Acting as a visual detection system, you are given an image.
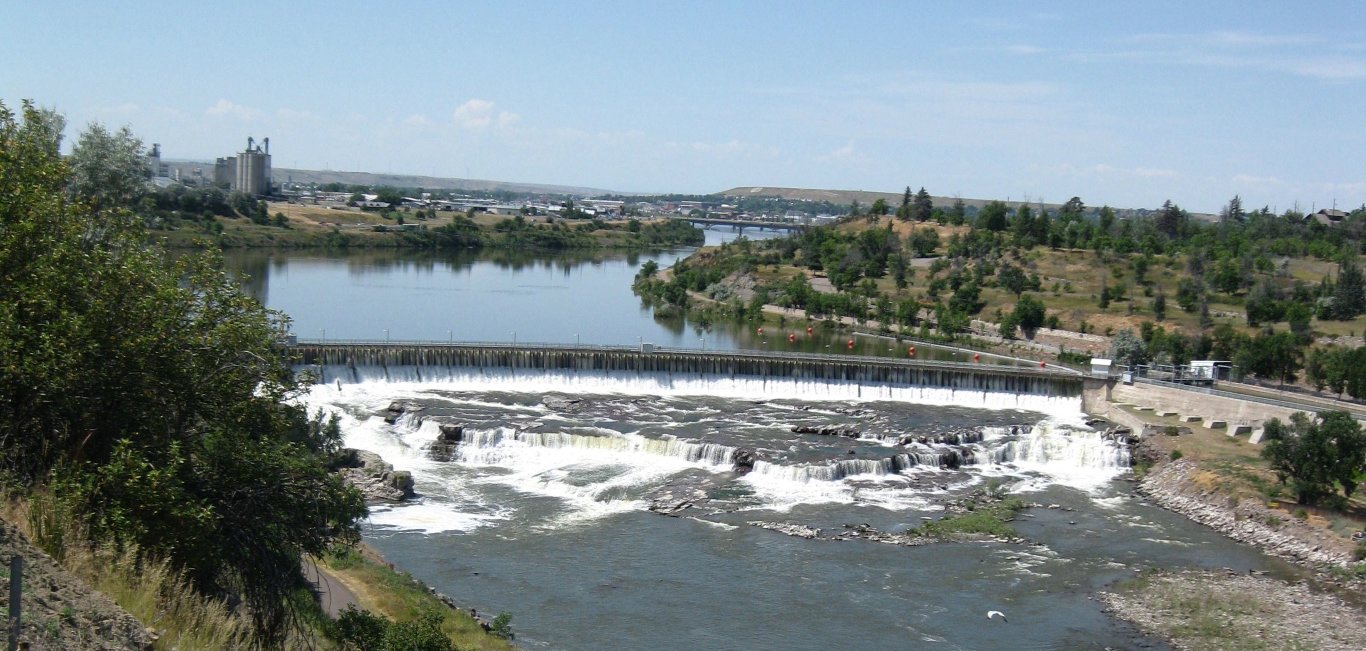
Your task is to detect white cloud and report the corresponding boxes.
[453,99,496,129]
[1132,167,1179,179]
[497,111,520,128]
[818,141,868,164]
[97,102,140,115]
[276,107,316,121]
[1232,173,1282,186]
[1077,31,1366,82]
[663,138,779,159]
[404,113,431,126]
[206,99,261,121]
[1035,163,1179,180]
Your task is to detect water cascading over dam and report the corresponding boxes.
[291,343,1082,410]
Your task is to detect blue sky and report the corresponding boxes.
[3,1,1363,212]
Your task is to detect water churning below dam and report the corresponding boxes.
[299,368,1275,650]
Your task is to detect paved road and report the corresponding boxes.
[303,560,359,618]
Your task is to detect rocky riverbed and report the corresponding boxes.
[1101,569,1366,651]
[1137,458,1357,568]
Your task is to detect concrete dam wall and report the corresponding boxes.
[291,343,1083,399]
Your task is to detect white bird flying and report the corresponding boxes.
[986,611,1007,622]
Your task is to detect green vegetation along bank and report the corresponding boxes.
[1,100,522,649]
[636,192,1366,394]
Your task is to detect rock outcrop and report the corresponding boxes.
[427,423,464,462]
[791,425,860,438]
[732,448,757,474]
[336,449,416,502]
[382,401,424,425]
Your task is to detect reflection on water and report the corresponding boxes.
[221,227,1015,362]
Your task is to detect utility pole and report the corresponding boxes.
[8,555,22,651]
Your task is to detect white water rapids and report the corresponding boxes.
[301,371,1128,532]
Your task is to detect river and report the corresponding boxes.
[227,230,1284,650]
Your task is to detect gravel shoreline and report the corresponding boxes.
[1100,570,1366,651]
[1135,459,1356,568]
[1103,456,1366,649]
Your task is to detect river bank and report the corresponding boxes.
[1098,434,1366,650]
[1100,569,1366,651]
[153,205,704,252]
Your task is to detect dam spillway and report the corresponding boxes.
[290,342,1083,401]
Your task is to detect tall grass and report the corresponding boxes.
[1,490,254,650]
[321,546,519,651]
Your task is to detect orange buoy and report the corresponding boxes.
[1040,360,1047,368]
[757,327,764,335]
[847,339,855,349]
[908,349,916,358]
[973,353,981,362]
[806,326,813,335]
[788,333,796,343]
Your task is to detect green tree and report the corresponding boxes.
[997,264,1028,296]
[912,187,933,222]
[1153,287,1167,321]
[870,198,890,216]
[948,198,966,226]
[977,200,1009,232]
[1328,256,1365,320]
[1219,194,1246,224]
[1155,199,1186,238]
[1261,412,1365,504]
[67,121,148,210]
[1012,294,1046,336]
[910,227,940,257]
[897,186,912,220]
[1108,329,1149,367]
[0,102,365,644]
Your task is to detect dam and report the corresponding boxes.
[290,341,1085,401]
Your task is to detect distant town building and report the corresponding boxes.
[212,137,273,196]
[214,156,236,186]
[146,143,168,178]
[1311,208,1348,226]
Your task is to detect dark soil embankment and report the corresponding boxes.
[0,519,151,650]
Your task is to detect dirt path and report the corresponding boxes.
[304,560,359,618]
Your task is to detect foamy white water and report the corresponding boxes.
[307,366,1083,416]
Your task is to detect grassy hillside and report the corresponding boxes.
[637,206,1366,389]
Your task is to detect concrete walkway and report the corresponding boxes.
[303,560,360,618]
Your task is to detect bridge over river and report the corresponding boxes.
[675,216,808,231]
[290,341,1085,398]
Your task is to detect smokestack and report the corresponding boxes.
[263,137,269,155]
[247,136,254,152]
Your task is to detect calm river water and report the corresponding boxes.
[227,230,1284,650]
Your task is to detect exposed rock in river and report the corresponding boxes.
[337,448,416,502]
[382,400,424,424]
[427,423,464,461]
[791,425,860,438]
[542,395,584,412]
[732,448,757,473]
[748,521,822,539]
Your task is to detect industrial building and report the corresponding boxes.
[214,137,273,196]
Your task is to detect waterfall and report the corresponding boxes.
[451,426,738,468]
[304,365,1082,416]
[988,423,1130,470]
